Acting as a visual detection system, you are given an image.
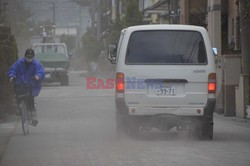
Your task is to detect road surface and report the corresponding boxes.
[1,72,250,166]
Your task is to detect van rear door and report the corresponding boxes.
[123,30,212,108]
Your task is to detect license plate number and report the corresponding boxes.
[156,87,176,96]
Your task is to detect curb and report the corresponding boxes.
[214,113,250,123]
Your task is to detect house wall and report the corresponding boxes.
[223,55,242,116]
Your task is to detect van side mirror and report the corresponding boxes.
[108,44,117,64]
[212,48,218,56]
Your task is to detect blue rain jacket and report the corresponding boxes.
[8,58,45,96]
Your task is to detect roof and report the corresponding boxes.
[126,24,207,33]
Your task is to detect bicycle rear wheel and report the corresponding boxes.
[20,101,29,135]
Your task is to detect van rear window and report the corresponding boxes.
[125,30,207,65]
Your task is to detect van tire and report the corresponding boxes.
[127,116,140,137]
[194,117,213,140]
[201,117,213,140]
[60,74,69,86]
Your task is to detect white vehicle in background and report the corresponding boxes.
[108,25,217,140]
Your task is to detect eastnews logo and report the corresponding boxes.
[86,77,165,90]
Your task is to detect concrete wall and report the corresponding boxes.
[223,55,242,116]
[224,55,241,85]
[236,75,248,118]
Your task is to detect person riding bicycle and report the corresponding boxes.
[8,48,45,125]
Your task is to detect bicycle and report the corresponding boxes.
[15,84,37,136]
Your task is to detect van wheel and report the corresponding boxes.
[201,117,213,140]
[127,117,140,137]
[60,75,69,86]
[194,117,213,140]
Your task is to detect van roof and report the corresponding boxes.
[125,24,207,33]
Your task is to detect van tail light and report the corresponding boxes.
[208,73,216,93]
[116,72,124,93]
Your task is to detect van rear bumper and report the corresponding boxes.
[116,98,216,117]
[128,107,205,116]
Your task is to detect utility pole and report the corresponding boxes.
[96,0,101,41]
[77,6,83,56]
[52,2,56,25]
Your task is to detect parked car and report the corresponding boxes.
[33,43,69,86]
[108,25,217,139]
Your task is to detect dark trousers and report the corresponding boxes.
[14,84,35,111]
[16,96,35,111]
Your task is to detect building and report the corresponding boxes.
[179,0,244,117]
[139,0,161,11]
[109,0,247,118]
[111,0,245,118]
[142,0,171,24]
[141,0,180,24]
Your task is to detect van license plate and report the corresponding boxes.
[156,87,176,96]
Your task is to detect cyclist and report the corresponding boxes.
[8,48,45,126]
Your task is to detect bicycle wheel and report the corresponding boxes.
[20,101,29,135]
[27,108,33,126]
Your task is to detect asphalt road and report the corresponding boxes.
[1,72,250,166]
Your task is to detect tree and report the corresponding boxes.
[106,0,143,44]
[73,0,143,62]
[107,19,125,44]
[124,0,143,27]
[0,0,8,23]
[5,0,34,55]
[0,26,18,116]
[189,8,207,28]
[81,27,103,62]
[60,34,76,53]
[5,0,32,35]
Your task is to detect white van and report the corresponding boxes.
[108,25,217,139]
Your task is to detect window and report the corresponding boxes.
[34,45,66,55]
[125,30,207,65]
